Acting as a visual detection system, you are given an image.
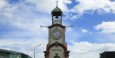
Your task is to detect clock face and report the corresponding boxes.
[51,28,62,40]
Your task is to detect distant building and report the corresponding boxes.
[100,51,115,58]
[0,49,32,58]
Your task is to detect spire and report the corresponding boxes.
[56,0,58,7]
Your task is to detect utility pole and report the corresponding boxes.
[34,44,41,58]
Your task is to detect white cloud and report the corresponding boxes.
[81,29,88,33]
[0,0,72,58]
[69,41,115,58]
[95,21,115,33]
[25,0,71,13]
[1,39,115,58]
[0,0,7,8]
[0,1,51,58]
[0,0,115,58]
[0,39,47,58]
[72,0,115,14]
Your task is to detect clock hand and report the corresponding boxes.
[55,30,59,37]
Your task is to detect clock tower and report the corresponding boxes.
[44,1,70,58]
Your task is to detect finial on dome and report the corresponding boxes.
[56,0,58,7]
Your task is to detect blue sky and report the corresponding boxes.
[0,0,115,58]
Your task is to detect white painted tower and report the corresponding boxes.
[44,1,70,58]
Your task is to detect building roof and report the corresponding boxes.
[102,51,115,54]
[0,49,31,57]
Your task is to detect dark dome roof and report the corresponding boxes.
[52,7,62,12]
[51,7,62,16]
